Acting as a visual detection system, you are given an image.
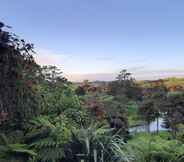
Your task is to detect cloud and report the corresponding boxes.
[33,49,184,82]
[133,69,184,80]
[66,69,184,82]
[127,65,147,72]
[95,56,114,61]
[66,73,117,82]
[34,49,68,66]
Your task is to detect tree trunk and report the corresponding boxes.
[147,122,150,133]
[156,117,159,134]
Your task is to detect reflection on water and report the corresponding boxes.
[129,118,168,133]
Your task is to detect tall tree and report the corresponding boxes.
[163,92,184,138]
[0,22,41,129]
[138,99,158,133]
[108,69,142,101]
[151,85,167,133]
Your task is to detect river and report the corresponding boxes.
[129,118,168,133]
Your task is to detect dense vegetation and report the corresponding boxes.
[1,22,184,162]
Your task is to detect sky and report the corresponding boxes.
[1,0,184,81]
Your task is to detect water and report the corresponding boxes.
[129,118,168,133]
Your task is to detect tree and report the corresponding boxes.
[82,92,105,121]
[75,86,86,96]
[0,22,41,129]
[27,116,70,162]
[150,84,168,133]
[41,65,67,85]
[108,69,142,101]
[69,124,132,162]
[138,99,158,133]
[106,70,141,135]
[163,92,184,138]
[100,94,129,137]
[116,69,132,81]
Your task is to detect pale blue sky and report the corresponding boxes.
[1,0,184,81]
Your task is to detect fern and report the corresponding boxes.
[29,116,71,162]
[0,134,36,162]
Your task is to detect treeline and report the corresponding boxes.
[139,78,184,91]
[76,71,184,137]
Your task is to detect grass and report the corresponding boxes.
[127,131,184,162]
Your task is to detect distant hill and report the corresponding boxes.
[138,77,184,91]
[74,77,184,92]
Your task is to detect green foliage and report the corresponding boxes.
[163,92,184,137]
[41,83,90,127]
[70,124,132,162]
[0,134,36,162]
[176,124,184,143]
[110,137,134,162]
[108,69,142,101]
[127,101,143,127]
[128,132,184,162]
[0,22,41,129]
[139,99,157,122]
[28,116,71,162]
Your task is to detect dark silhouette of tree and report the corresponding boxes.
[151,85,168,133]
[116,69,132,81]
[75,86,86,96]
[138,99,158,133]
[107,112,129,137]
[108,69,142,101]
[41,65,67,83]
[39,65,68,90]
[0,22,41,129]
[141,81,168,133]
[163,92,184,138]
[102,95,129,136]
